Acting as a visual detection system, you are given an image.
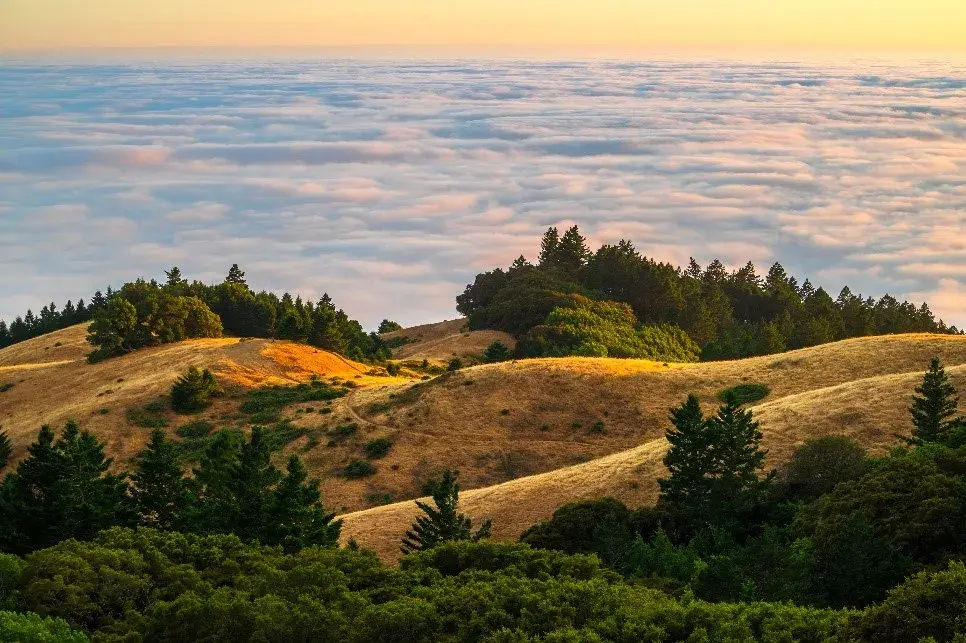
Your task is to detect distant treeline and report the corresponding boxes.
[0,265,392,363]
[458,226,960,360]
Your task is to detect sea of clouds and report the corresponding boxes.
[1,57,965,328]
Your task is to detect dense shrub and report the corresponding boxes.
[717,383,770,405]
[364,438,394,459]
[517,295,699,361]
[170,366,219,413]
[344,459,377,478]
[781,435,867,502]
[483,340,512,363]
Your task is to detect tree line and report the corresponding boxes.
[458,226,960,361]
[0,264,393,363]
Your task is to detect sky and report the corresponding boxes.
[2,0,965,53]
[1,57,966,330]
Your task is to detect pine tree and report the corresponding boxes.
[170,366,219,413]
[908,358,961,445]
[0,422,133,555]
[537,227,560,267]
[482,340,511,363]
[0,430,11,469]
[657,395,771,533]
[225,264,247,286]
[265,455,341,551]
[556,225,590,271]
[131,429,188,530]
[164,266,188,295]
[0,322,9,348]
[186,429,244,535]
[658,395,711,515]
[401,470,491,554]
[233,427,280,543]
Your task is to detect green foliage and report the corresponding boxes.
[446,357,463,371]
[782,435,867,502]
[908,357,963,445]
[518,294,700,361]
[846,560,966,642]
[170,366,219,414]
[175,420,214,439]
[0,422,134,555]
[520,498,637,570]
[458,226,958,360]
[658,395,773,534]
[240,380,346,424]
[0,384,13,394]
[717,383,770,406]
[482,340,512,363]
[386,361,402,376]
[327,423,359,446]
[0,611,88,642]
[343,459,377,479]
[378,319,403,334]
[0,553,22,611]
[364,437,393,459]
[0,431,10,469]
[11,532,851,642]
[402,470,492,554]
[130,429,189,531]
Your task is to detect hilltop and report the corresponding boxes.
[381,318,515,364]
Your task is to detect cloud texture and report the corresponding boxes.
[1,57,965,328]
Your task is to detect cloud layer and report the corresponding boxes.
[2,57,965,328]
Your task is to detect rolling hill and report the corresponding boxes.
[3,322,966,562]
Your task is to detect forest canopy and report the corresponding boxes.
[458,226,959,361]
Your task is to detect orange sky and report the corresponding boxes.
[2,0,965,52]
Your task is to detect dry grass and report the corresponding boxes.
[6,324,966,563]
[338,333,966,561]
[0,325,407,475]
[381,319,515,362]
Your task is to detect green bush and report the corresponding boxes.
[0,384,13,393]
[240,381,346,423]
[482,341,512,363]
[170,366,219,414]
[126,406,169,429]
[175,420,214,439]
[718,383,770,405]
[364,438,393,459]
[447,357,463,371]
[782,435,867,502]
[344,459,377,478]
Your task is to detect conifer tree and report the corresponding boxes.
[482,340,511,363]
[657,395,771,533]
[538,227,560,267]
[0,422,133,555]
[225,264,247,286]
[171,366,219,413]
[0,430,11,469]
[233,427,280,543]
[0,321,9,348]
[401,470,491,554]
[265,455,341,551]
[908,358,961,445]
[556,225,590,271]
[131,429,188,530]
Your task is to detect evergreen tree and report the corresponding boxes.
[377,319,403,334]
[225,264,247,286]
[401,470,491,554]
[482,340,511,363]
[265,455,341,551]
[658,395,771,533]
[556,225,590,271]
[537,227,560,267]
[131,429,188,530]
[233,427,280,543]
[0,422,133,555]
[164,266,188,295]
[0,322,9,348]
[170,366,219,413]
[186,429,244,535]
[908,358,961,445]
[0,430,10,469]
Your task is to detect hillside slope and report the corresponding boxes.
[339,333,966,560]
[382,319,515,363]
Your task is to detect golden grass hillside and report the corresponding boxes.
[382,319,515,363]
[339,333,966,561]
[0,325,409,484]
